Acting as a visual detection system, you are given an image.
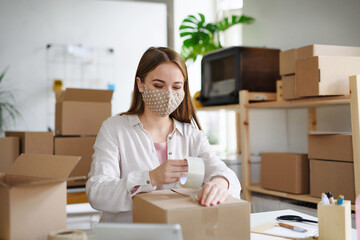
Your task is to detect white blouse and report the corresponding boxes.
[86,114,241,222]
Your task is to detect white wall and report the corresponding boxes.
[0,0,167,132]
[241,0,359,154]
[173,0,216,96]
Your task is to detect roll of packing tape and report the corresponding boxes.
[179,157,205,188]
[47,229,87,240]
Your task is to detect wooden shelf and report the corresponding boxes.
[196,92,276,112]
[247,184,356,211]
[67,191,88,204]
[246,95,350,109]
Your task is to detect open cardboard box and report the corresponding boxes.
[55,88,113,136]
[0,154,80,240]
[133,189,250,240]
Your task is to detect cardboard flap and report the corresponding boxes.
[7,154,81,179]
[58,88,113,102]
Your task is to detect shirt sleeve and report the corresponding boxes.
[86,120,155,213]
[196,130,242,199]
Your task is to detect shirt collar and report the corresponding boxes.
[126,114,184,136]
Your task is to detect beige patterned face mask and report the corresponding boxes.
[141,84,185,117]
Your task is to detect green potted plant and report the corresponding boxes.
[0,68,19,136]
[179,13,255,63]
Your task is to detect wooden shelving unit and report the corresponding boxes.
[239,76,360,211]
[196,76,360,211]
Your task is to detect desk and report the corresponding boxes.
[251,209,357,240]
[84,209,358,240]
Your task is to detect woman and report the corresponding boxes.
[86,47,241,223]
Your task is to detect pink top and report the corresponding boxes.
[154,142,168,165]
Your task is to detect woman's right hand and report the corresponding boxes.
[149,159,188,186]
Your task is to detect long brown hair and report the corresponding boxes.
[121,47,201,129]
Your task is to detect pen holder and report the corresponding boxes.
[317,200,352,240]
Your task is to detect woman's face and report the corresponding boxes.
[137,62,185,93]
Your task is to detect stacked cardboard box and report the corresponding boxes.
[308,133,355,202]
[279,44,360,99]
[260,153,309,194]
[54,88,113,187]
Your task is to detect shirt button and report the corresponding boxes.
[168,136,172,140]
[146,180,150,184]
[169,152,172,155]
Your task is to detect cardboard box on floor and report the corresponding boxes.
[282,75,297,100]
[308,132,353,162]
[55,88,113,136]
[310,159,355,203]
[261,153,309,194]
[0,137,19,172]
[0,154,80,240]
[296,56,360,97]
[5,131,53,155]
[280,44,360,75]
[54,136,96,187]
[133,189,250,240]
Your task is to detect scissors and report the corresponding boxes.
[276,215,318,223]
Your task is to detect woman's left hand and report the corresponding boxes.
[198,177,229,207]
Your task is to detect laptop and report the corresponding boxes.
[94,223,183,240]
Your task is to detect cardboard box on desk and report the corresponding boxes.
[310,159,355,203]
[308,133,353,162]
[0,137,19,172]
[133,189,250,240]
[296,56,360,97]
[0,154,80,240]
[261,153,309,194]
[54,136,96,187]
[5,131,53,155]
[55,88,113,136]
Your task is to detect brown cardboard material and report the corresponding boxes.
[5,131,53,154]
[296,56,360,97]
[296,44,360,60]
[261,153,309,194]
[55,88,113,136]
[133,189,250,240]
[310,159,355,203]
[282,75,297,100]
[280,45,360,76]
[0,137,19,172]
[279,49,296,75]
[54,136,96,186]
[308,133,353,162]
[0,154,80,240]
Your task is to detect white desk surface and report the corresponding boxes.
[84,209,358,240]
[251,209,357,240]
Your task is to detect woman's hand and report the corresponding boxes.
[198,177,229,207]
[149,159,188,186]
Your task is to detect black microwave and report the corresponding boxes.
[199,46,280,106]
